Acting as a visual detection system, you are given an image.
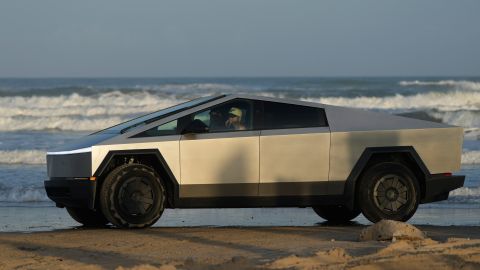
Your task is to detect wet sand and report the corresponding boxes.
[0,225,479,269]
[2,205,480,232]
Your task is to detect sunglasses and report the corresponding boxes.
[229,114,238,118]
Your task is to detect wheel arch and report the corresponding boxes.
[93,149,179,208]
[343,146,430,210]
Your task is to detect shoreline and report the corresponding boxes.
[1,206,479,233]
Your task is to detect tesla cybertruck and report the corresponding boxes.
[45,94,465,228]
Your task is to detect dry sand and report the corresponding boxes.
[0,224,479,269]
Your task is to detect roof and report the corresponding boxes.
[224,94,454,132]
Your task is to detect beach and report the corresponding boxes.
[1,0,480,267]
[0,77,479,268]
[0,224,479,269]
[1,207,480,269]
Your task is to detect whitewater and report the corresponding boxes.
[0,90,479,132]
[0,79,479,132]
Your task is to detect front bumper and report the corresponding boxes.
[44,179,97,209]
[421,174,465,203]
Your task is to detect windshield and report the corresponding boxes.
[96,95,224,134]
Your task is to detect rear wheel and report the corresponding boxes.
[358,162,420,223]
[313,205,361,223]
[100,163,166,228]
[66,207,109,227]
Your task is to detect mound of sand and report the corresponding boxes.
[359,220,426,242]
[267,247,351,269]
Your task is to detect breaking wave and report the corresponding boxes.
[461,151,480,165]
[0,150,46,164]
[0,83,479,131]
[0,91,186,131]
[0,91,184,117]
[302,91,480,133]
[427,110,480,128]
[399,80,480,91]
[0,115,129,132]
[448,186,480,204]
[450,186,480,197]
[303,90,480,111]
[0,185,48,202]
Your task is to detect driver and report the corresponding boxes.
[225,107,246,130]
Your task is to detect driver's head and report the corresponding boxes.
[228,107,242,123]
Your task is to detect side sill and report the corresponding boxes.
[173,195,346,208]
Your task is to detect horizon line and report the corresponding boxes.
[1,75,479,80]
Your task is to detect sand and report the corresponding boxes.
[0,224,479,269]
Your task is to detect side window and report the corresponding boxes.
[193,110,211,127]
[262,101,327,129]
[131,120,178,137]
[184,99,254,133]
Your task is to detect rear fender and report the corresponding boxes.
[343,146,429,210]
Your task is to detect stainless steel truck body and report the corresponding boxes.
[45,95,465,228]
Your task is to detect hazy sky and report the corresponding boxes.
[0,1,479,77]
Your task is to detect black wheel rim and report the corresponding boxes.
[373,174,409,213]
[118,177,155,217]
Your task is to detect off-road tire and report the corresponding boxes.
[358,162,420,223]
[99,163,166,228]
[66,207,109,227]
[313,205,361,223]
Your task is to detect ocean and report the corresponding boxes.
[0,77,479,231]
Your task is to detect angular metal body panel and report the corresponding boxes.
[92,137,181,180]
[179,131,260,186]
[329,127,463,182]
[324,105,451,132]
[259,127,330,184]
[47,133,117,153]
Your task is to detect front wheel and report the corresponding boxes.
[313,205,361,223]
[358,162,420,223]
[99,164,166,228]
[66,207,109,227]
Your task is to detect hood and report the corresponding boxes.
[47,133,118,154]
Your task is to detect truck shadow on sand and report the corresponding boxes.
[0,237,153,268]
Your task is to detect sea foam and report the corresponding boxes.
[461,150,480,164]
[399,80,480,91]
[0,150,46,164]
[0,91,185,131]
[0,91,183,117]
[0,87,479,131]
[302,90,480,111]
[448,186,480,203]
[0,186,48,202]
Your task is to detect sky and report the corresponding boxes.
[0,0,479,77]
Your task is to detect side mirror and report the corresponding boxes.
[181,119,208,134]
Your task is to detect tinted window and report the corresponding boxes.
[262,101,327,129]
[183,99,255,133]
[95,95,223,134]
[131,120,178,138]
